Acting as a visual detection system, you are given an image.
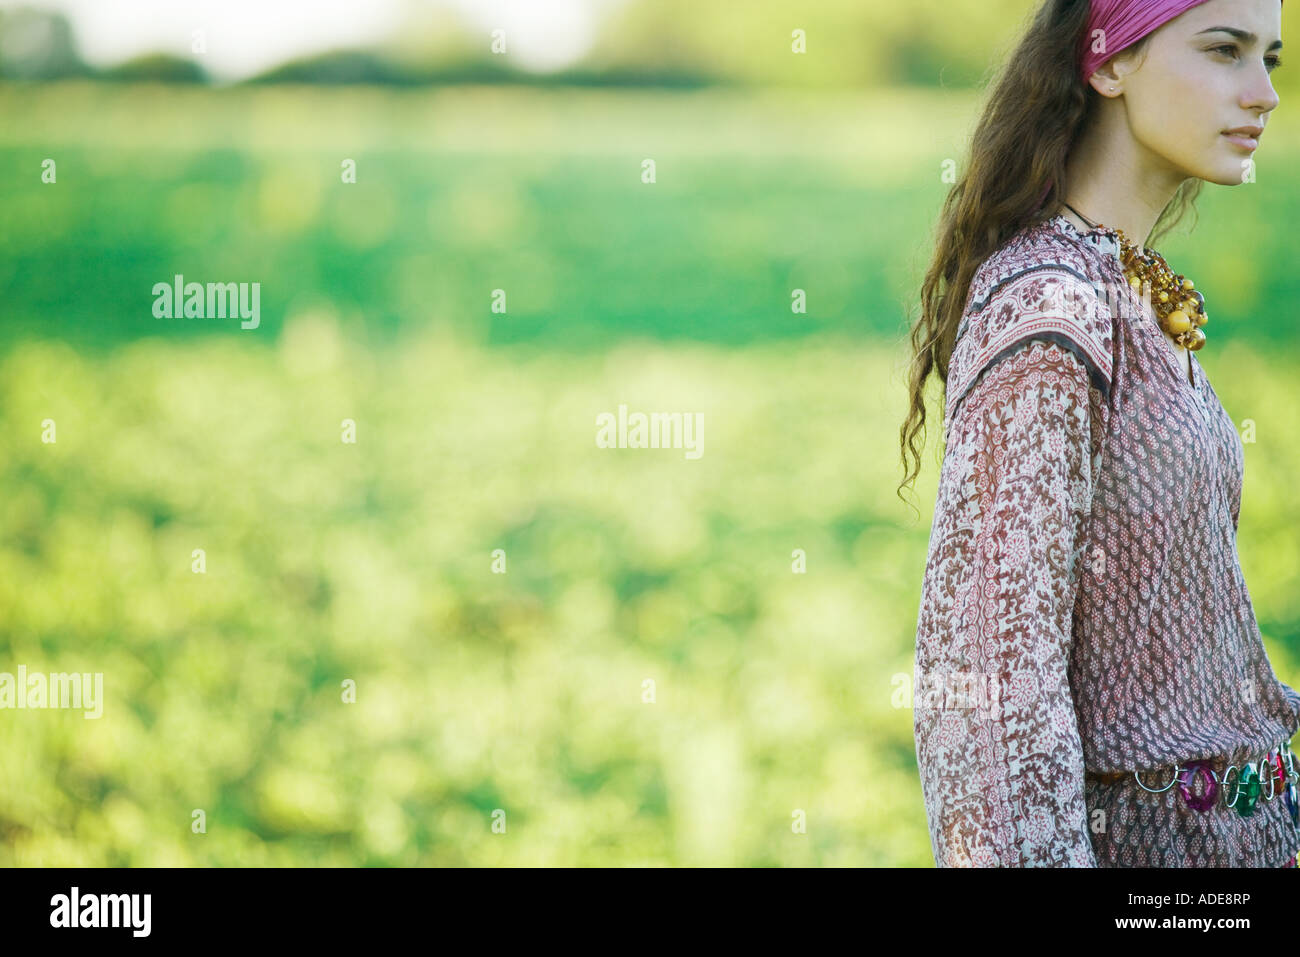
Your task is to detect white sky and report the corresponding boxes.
[2,0,628,79]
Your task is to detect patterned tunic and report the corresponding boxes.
[912,211,1300,867]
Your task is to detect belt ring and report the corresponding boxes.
[1222,765,1241,809]
[1261,757,1277,801]
[1135,766,1181,793]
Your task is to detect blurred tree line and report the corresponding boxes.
[1,0,1296,91]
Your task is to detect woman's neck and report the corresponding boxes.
[1060,107,1183,250]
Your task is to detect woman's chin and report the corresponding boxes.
[1200,163,1256,187]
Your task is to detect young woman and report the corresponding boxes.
[898,0,1300,866]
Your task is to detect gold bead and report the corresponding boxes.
[1158,291,1170,303]
[1186,327,1207,350]
[1129,276,1142,290]
[1195,312,1208,326]
[1180,300,1198,314]
[1166,310,1192,334]
[1181,278,1195,291]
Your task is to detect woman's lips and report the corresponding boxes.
[1223,133,1259,150]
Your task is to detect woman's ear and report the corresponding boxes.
[1086,65,1122,97]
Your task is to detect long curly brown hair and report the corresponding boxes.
[896,0,1201,515]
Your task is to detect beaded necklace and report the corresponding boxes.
[1062,202,1209,352]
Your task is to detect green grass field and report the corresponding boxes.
[2,82,1299,865]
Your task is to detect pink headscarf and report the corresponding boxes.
[1079,0,1282,84]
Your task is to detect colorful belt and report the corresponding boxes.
[1084,739,1300,822]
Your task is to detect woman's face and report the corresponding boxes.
[1104,0,1282,186]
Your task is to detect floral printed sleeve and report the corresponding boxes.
[913,332,1110,868]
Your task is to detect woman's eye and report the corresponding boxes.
[1211,44,1283,71]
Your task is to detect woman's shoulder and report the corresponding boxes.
[963,215,1110,321]
[947,217,1118,428]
